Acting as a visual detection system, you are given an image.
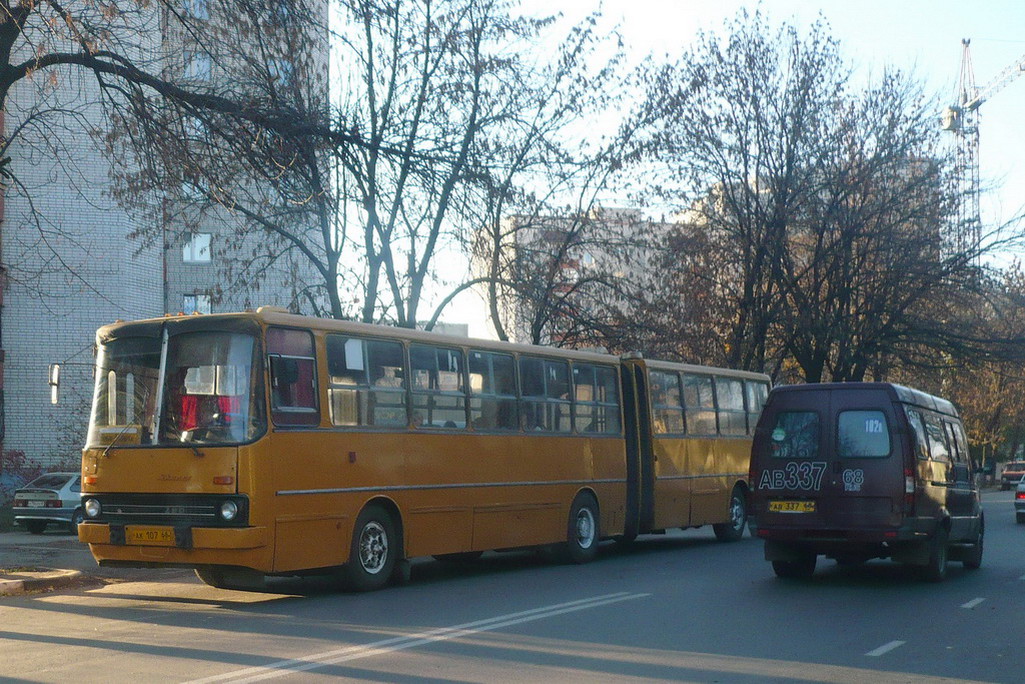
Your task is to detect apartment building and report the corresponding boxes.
[0,1,325,465]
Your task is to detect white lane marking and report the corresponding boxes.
[188,591,651,684]
[866,640,906,657]
[961,597,986,609]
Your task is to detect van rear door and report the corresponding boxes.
[828,389,905,529]
[753,389,830,527]
[754,387,903,531]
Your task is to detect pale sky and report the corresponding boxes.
[611,0,1025,227]
[448,1,1025,335]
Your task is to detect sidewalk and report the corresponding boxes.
[0,527,189,595]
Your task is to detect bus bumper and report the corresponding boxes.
[79,522,268,552]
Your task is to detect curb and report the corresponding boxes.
[0,568,83,596]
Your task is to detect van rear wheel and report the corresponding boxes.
[962,522,983,570]
[772,554,816,579]
[713,487,747,542]
[920,526,949,582]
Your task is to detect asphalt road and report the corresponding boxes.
[0,490,1022,683]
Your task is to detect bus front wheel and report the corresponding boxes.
[343,505,399,592]
[561,493,600,564]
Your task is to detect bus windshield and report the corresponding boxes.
[87,330,263,448]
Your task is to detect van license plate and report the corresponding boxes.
[768,500,816,513]
[126,526,176,546]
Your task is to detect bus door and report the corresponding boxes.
[620,358,655,537]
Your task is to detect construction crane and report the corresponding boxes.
[941,39,1025,260]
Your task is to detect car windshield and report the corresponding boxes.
[87,329,263,447]
[25,474,72,489]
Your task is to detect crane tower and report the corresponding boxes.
[941,39,1025,261]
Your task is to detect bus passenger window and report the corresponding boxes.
[326,336,406,427]
[649,370,684,434]
[520,357,571,432]
[267,327,319,426]
[574,364,621,434]
[715,377,747,436]
[682,374,717,435]
[469,350,518,430]
[745,380,770,435]
[411,344,467,428]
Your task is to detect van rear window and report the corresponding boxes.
[769,411,819,459]
[838,410,891,458]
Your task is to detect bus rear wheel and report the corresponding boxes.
[343,505,399,592]
[561,492,600,564]
[713,486,747,542]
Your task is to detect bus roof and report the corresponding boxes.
[97,307,770,380]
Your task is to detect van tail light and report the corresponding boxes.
[903,467,916,514]
[1016,491,1025,500]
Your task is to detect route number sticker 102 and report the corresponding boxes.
[757,461,828,491]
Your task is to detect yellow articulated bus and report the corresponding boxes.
[78,307,770,591]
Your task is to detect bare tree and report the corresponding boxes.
[630,10,1016,381]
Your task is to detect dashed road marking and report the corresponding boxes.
[961,597,986,609]
[866,640,906,657]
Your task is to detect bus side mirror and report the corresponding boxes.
[48,363,61,405]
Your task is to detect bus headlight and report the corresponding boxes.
[84,498,101,518]
[219,500,238,521]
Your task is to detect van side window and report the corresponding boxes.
[837,410,890,458]
[904,408,930,460]
[952,422,971,465]
[923,413,950,463]
[943,422,960,463]
[769,411,819,459]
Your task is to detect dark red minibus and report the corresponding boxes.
[749,383,983,582]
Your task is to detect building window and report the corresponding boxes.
[184,51,212,81]
[184,0,209,20]
[183,293,212,314]
[268,58,293,88]
[183,233,212,263]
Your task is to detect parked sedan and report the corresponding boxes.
[1016,475,1025,525]
[1001,461,1025,490]
[12,472,82,534]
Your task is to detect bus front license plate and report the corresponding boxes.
[126,526,176,546]
[768,500,815,513]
